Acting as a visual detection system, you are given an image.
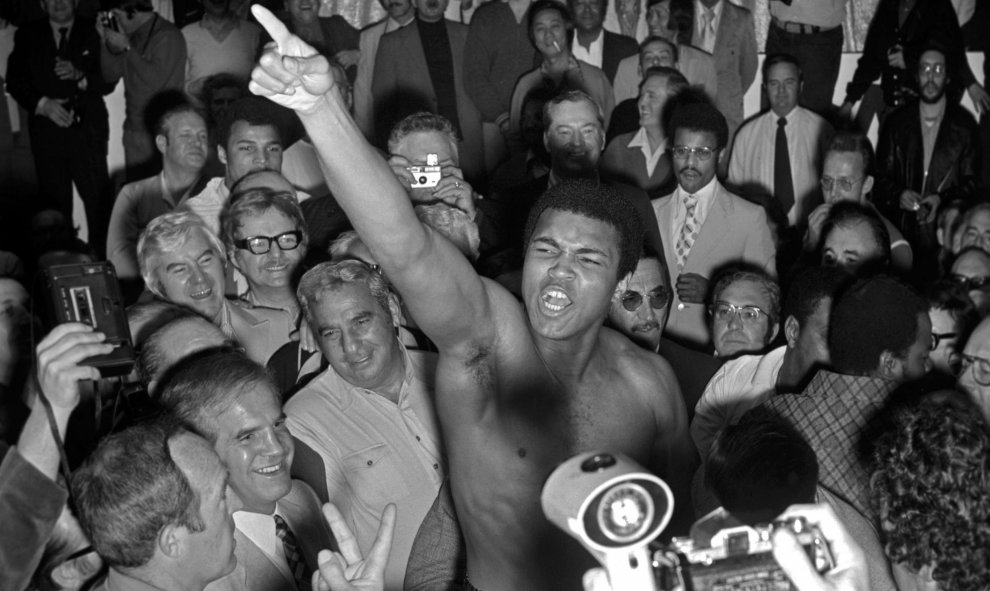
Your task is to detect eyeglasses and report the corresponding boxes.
[234,230,303,255]
[961,353,990,386]
[949,274,990,292]
[930,331,958,351]
[820,176,865,193]
[708,301,769,324]
[619,287,670,312]
[919,63,946,76]
[671,146,717,161]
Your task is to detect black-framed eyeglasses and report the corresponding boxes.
[930,331,958,351]
[234,230,303,255]
[619,287,670,312]
[819,176,865,193]
[961,353,990,386]
[949,273,990,292]
[708,301,769,324]
[670,146,717,161]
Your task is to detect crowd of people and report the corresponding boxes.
[2,0,990,590]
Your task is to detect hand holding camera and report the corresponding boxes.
[35,323,114,411]
[388,154,478,219]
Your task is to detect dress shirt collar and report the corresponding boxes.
[677,174,718,203]
[627,127,667,176]
[233,505,282,560]
[572,29,604,67]
[50,21,74,38]
[695,0,722,32]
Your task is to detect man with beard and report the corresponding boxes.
[248,9,695,589]
[875,43,981,269]
[654,100,775,350]
[480,90,663,287]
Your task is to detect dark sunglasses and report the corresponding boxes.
[619,287,670,312]
[950,273,990,291]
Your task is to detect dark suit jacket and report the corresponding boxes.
[600,30,640,84]
[875,101,982,253]
[6,17,109,141]
[686,1,757,135]
[372,19,484,183]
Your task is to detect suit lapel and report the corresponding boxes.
[684,184,730,269]
[654,195,678,275]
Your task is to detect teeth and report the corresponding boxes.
[541,288,571,312]
[257,463,282,475]
[190,288,212,299]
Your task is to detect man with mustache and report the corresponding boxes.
[107,103,209,282]
[874,42,981,275]
[653,100,775,350]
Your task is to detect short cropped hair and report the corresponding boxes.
[138,314,229,387]
[216,96,282,152]
[127,300,193,349]
[154,102,205,139]
[73,416,204,569]
[825,131,875,177]
[668,100,729,149]
[711,267,781,330]
[781,266,852,327]
[527,0,573,48]
[927,280,980,350]
[523,180,644,281]
[543,90,605,131]
[138,212,226,298]
[297,260,393,324]
[640,36,678,63]
[871,394,990,591]
[829,276,928,375]
[761,53,803,84]
[158,349,277,442]
[638,66,688,95]
[820,201,891,274]
[220,188,309,256]
[706,419,818,525]
[386,112,460,157]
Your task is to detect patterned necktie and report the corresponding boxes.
[701,7,716,52]
[774,116,795,215]
[274,514,310,589]
[675,194,699,270]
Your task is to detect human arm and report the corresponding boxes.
[312,503,395,591]
[771,504,870,591]
[804,204,831,251]
[842,2,893,106]
[250,6,496,355]
[689,367,728,462]
[105,185,141,280]
[675,273,708,305]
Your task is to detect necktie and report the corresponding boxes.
[774,117,795,216]
[57,27,69,57]
[676,195,699,270]
[274,514,310,590]
[701,8,715,52]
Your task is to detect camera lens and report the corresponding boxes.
[417,176,427,185]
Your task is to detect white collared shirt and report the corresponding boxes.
[233,507,294,586]
[49,20,73,48]
[694,0,723,53]
[572,29,604,69]
[671,175,718,241]
[627,127,666,178]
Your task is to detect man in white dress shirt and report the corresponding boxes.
[728,54,832,227]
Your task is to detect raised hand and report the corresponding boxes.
[312,502,395,591]
[35,322,113,410]
[249,4,334,115]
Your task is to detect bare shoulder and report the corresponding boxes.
[599,328,679,402]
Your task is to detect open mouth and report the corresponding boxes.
[265,263,289,273]
[190,287,213,300]
[255,461,284,476]
[541,287,572,313]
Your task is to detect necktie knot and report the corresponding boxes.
[777,116,787,128]
[57,27,69,54]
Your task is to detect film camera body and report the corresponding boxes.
[409,153,443,189]
[542,452,834,591]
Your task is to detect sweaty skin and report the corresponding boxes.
[248,8,694,590]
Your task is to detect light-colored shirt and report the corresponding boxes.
[183,176,229,235]
[695,0,724,53]
[769,0,845,29]
[181,19,260,97]
[285,346,445,591]
[671,175,718,242]
[728,106,832,226]
[627,127,666,178]
[232,508,293,586]
[572,29,604,69]
[691,345,786,461]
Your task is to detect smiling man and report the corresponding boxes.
[158,349,334,591]
[286,260,444,591]
[248,9,692,589]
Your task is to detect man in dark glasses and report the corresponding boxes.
[948,246,990,316]
[606,254,670,351]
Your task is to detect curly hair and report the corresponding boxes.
[870,394,990,591]
[523,179,645,281]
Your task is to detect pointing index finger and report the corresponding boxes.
[252,4,292,50]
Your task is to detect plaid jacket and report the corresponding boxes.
[742,370,898,521]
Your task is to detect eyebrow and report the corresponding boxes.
[532,237,610,258]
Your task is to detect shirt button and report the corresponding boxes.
[415,435,421,441]
[433,463,439,470]
[367,460,373,466]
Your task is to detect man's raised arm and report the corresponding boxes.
[249,5,491,352]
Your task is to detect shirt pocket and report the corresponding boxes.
[342,443,411,511]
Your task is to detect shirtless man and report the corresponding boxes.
[249,8,694,590]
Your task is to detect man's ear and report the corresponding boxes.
[227,249,242,274]
[386,292,405,327]
[155,134,168,155]
[861,174,874,196]
[784,315,800,348]
[157,523,183,561]
[878,350,900,380]
[767,319,780,345]
[217,145,228,166]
